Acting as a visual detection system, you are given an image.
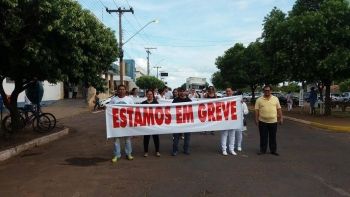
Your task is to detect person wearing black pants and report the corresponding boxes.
[142,89,161,157]
[258,121,277,154]
[255,85,283,156]
[143,135,160,157]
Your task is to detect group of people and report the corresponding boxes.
[109,84,283,163]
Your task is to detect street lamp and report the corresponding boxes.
[119,19,158,86]
[123,19,159,46]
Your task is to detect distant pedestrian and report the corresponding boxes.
[188,88,199,99]
[130,88,139,98]
[110,85,134,163]
[164,86,173,99]
[286,91,293,111]
[141,89,161,157]
[309,87,317,115]
[93,92,101,111]
[172,87,192,156]
[73,85,78,99]
[255,85,283,156]
[156,87,166,100]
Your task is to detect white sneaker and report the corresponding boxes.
[222,151,228,156]
[237,147,242,151]
[229,150,237,155]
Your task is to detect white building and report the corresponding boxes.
[186,77,207,90]
[135,66,147,79]
[2,79,64,105]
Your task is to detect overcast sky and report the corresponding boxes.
[78,0,295,89]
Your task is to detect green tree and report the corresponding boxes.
[211,71,229,90]
[263,0,350,115]
[339,79,350,92]
[280,82,301,93]
[0,0,118,130]
[136,76,165,90]
[216,41,283,100]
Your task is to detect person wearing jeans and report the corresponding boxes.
[110,85,135,163]
[172,87,192,156]
[255,85,283,156]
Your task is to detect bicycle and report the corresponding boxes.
[2,104,56,133]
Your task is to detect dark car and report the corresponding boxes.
[271,92,287,106]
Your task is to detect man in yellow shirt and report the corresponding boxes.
[255,85,283,156]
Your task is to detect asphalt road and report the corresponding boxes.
[0,111,349,197]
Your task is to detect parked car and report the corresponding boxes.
[330,93,341,101]
[243,92,262,102]
[271,92,287,106]
[340,92,350,102]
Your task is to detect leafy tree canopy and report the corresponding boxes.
[0,0,118,127]
[136,76,165,90]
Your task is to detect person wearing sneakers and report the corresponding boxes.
[141,89,161,157]
[235,97,249,152]
[220,87,237,156]
[255,85,283,156]
[110,85,135,163]
[172,87,192,156]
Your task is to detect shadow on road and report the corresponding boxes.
[63,157,109,167]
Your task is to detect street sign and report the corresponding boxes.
[160,72,168,77]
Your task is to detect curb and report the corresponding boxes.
[0,128,69,162]
[284,116,350,133]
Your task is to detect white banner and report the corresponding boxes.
[106,96,243,138]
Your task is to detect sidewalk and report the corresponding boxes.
[0,99,90,159]
[41,98,90,120]
[283,107,350,132]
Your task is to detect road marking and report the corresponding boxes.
[312,175,350,197]
[92,110,103,114]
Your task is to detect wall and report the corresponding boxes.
[2,80,64,103]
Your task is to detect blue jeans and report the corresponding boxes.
[173,133,191,153]
[114,137,132,157]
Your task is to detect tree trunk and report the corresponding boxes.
[0,79,25,133]
[324,81,331,116]
[317,82,324,101]
[250,84,256,104]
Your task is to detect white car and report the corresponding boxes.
[330,93,341,101]
[99,96,114,107]
[340,92,350,102]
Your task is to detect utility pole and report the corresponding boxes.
[106,7,134,86]
[145,47,156,76]
[153,66,162,79]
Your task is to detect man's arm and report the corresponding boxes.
[255,109,259,125]
[277,108,283,124]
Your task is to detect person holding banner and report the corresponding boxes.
[172,87,192,156]
[203,86,217,135]
[111,85,135,163]
[141,89,161,157]
[172,88,178,99]
[255,85,283,156]
[220,87,237,156]
[235,97,249,152]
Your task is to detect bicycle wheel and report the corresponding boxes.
[32,114,51,133]
[2,115,25,132]
[41,113,56,130]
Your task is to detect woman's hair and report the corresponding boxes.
[146,89,155,98]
